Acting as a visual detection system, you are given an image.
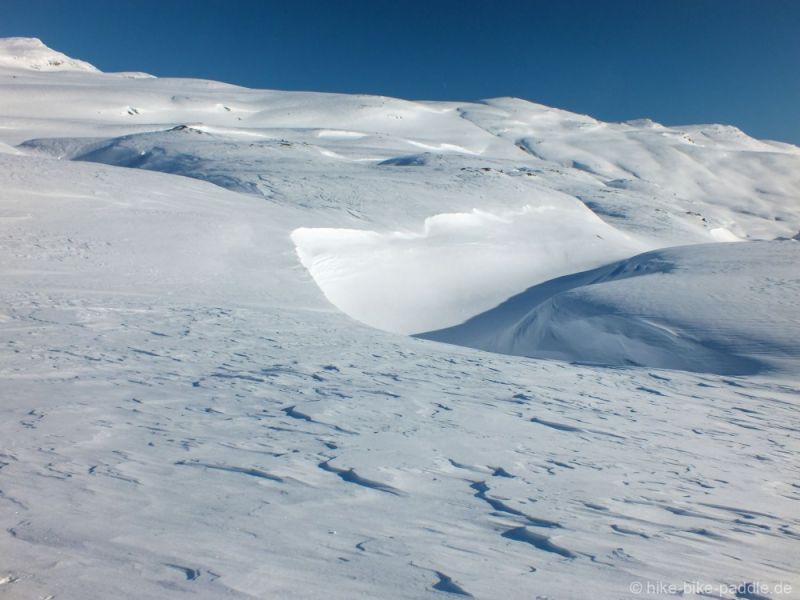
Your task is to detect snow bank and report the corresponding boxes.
[421,241,800,374]
[292,203,646,333]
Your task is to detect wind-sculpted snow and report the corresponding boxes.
[1,39,799,600]
[15,111,800,338]
[291,204,645,333]
[2,277,799,599]
[420,242,800,375]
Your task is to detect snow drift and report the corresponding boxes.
[291,203,647,334]
[421,241,800,374]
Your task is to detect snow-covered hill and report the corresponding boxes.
[0,37,99,73]
[7,55,799,334]
[0,39,798,600]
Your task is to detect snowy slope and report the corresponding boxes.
[3,37,800,335]
[0,37,99,73]
[1,39,799,600]
[10,92,800,332]
[421,241,800,374]
[2,152,799,600]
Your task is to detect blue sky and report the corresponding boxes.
[1,0,798,144]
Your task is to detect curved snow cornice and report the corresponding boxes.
[0,37,100,72]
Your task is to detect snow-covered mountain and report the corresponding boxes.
[0,39,798,600]
[0,37,99,73]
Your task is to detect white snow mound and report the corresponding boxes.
[421,241,800,374]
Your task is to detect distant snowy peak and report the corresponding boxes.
[0,37,100,72]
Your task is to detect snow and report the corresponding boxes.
[0,37,99,73]
[421,241,800,375]
[0,39,799,600]
[292,203,646,333]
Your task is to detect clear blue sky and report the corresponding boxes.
[2,0,798,144]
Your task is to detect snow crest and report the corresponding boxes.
[0,37,100,72]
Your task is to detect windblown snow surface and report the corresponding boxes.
[1,40,799,600]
